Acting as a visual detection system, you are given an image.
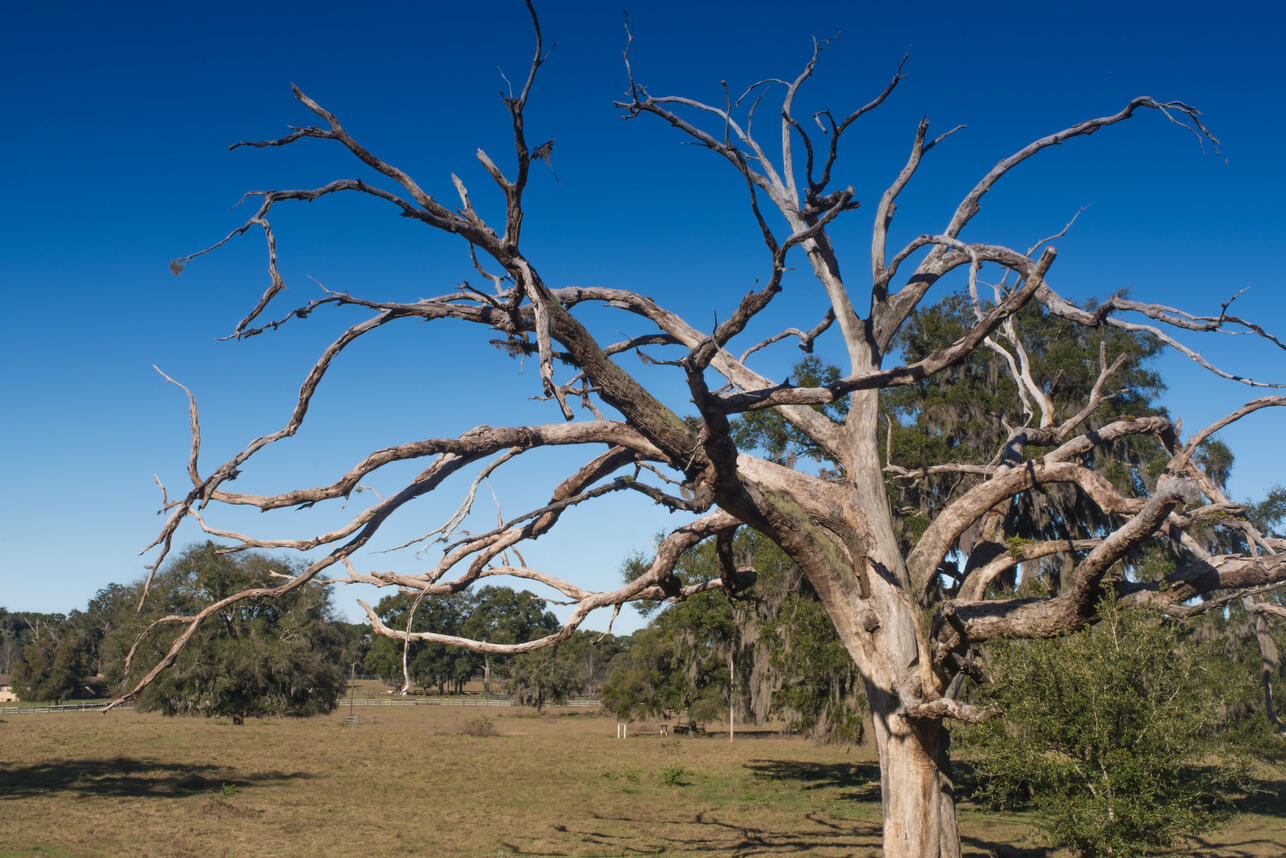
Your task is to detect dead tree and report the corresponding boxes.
[115,5,1286,855]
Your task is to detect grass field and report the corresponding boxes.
[1,704,1283,857]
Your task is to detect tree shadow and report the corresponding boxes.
[493,761,888,855]
[1229,775,1286,817]
[0,756,310,799]
[959,837,1050,857]
[499,809,883,856]
[743,759,883,803]
[492,761,1283,857]
[1179,832,1286,856]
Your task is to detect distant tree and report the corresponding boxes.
[0,625,19,676]
[364,591,479,693]
[506,630,617,712]
[761,583,867,744]
[605,529,864,740]
[565,629,630,695]
[2,611,68,637]
[462,586,560,693]
[602,620,728,728]
[77,583,137,677]
[11,624,89,703]
[604,550,736,730]
[962,595,1241,856]
[336,622,372,676]
[1247,486,1286,539]
[362,624,405,688]
[1189,601,1286,750]
[365,587,562,694]
[111,543,346,723]
[0,608,32,675]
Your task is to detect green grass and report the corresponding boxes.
[0,707,1281,857]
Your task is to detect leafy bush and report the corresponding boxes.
[660,765,691,786]
[960,595,1243,856]
[109,543,347,721]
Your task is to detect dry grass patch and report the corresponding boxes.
[0,708,1281,857]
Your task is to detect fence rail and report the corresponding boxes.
[0,702,133,715]
[345,696,600,708]
[0,697,600,715]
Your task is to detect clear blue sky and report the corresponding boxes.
[3,0,1283,631]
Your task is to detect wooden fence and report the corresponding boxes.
[0,697,599,714]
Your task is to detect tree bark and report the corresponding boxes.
[818,546,962,858]
[735,397,963,856]
[871,702,960,856]
[851,391,962,856]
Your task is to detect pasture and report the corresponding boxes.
[1,704,1283,857]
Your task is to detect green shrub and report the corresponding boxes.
[960,595,1243,856]
[660,765,691,786]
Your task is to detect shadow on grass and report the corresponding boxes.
[0,757,310,799]
[492,761,1283,857]
[1229,776,1286,817]
[502,809,883,855]
[959,838,1049,858]
[490,760,889,855]
[745,760,1051,856]
[743,759,882,802]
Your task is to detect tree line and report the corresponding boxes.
[4,544,630,717]
[361,586,629,709]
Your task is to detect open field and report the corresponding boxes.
[1,705,1283,858]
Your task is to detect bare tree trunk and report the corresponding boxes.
[1248,603,1286,735]
[852,391,961,856]
[729,644,735,742]
[743,419,964,854]
[869,693,961,857]
[813,563,961,857]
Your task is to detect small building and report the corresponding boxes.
[0,674,17,703]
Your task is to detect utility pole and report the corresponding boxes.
[349,661,357,720]
[728,645,734,743]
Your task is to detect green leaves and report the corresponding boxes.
[11,626,88,703]
[730,356,848,469]
[882,292,1171,586]
[362,585,575,697]
[604,529,865,742]
[962,595,1243,856]
[111,542,347,721]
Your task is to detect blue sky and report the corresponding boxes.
[2,0,1283,631]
